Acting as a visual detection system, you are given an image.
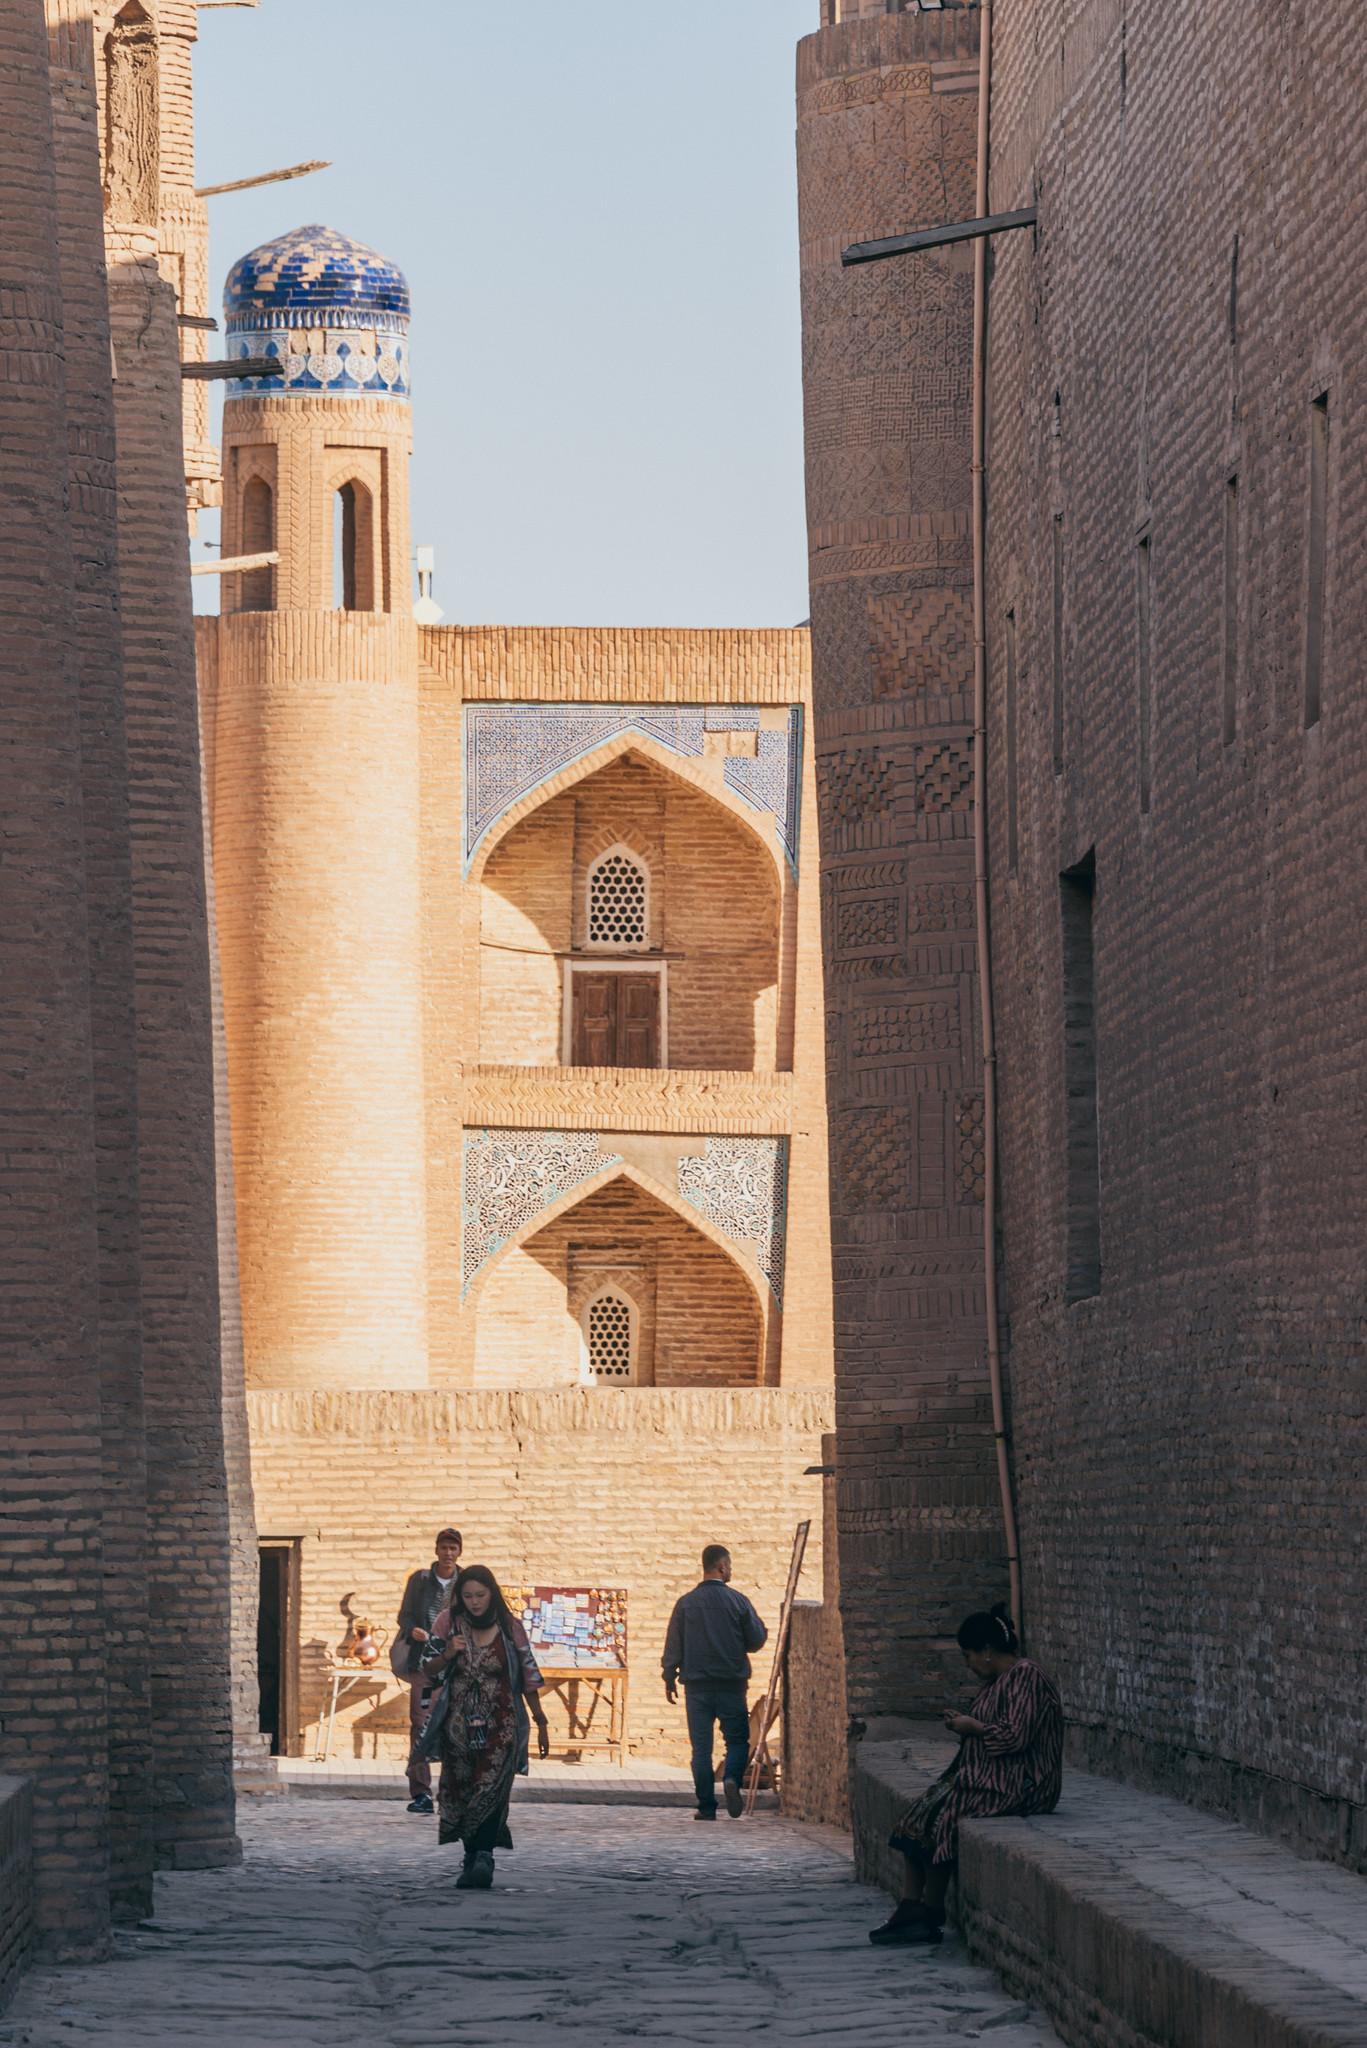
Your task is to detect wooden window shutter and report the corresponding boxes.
[572,973,616,1066]
[618,974,660,1068]
[570,971,661,1068]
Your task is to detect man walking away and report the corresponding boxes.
[662,1545,767,1820]
[396,1528,462,1813]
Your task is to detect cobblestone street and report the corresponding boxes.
[1,1799,1057,2046]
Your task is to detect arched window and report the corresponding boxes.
[104,3,159,223]
[332,481,375,612]
[586,845,649,950]
[237,477,275,612]
[583,1289,637,1384]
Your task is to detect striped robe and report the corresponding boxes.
[895,1656,1063,1867]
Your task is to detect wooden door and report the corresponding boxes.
[571,971,661,1068]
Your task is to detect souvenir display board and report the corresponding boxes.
[508,1585,628,1669]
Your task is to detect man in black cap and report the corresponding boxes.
[395,1528,461,1813]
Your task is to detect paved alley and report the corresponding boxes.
[1,1799,1058,2046]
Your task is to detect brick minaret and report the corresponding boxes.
[797,7,1008,1717]
[208,227,429,1389]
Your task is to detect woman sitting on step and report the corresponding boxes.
[417,1565,551,1889]
[869,1605,1063,1948]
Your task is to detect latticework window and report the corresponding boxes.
[585,1291,635,1383]
[587,847,648,950]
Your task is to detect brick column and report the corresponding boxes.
[0,0,111,1954]
[104,243,239,1873]
[44,0,157,1924]
[797,11,1007,1715]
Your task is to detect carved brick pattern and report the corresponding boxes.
[854,1001,960,1060]
[816,746,896,828]
[955,1095,985,1204]
[832,1107,911,1213]
[907,882,976,934]
[868,588,974,699]
[828,955,909,986]
[914,739,974,812]
[836,896,900,954]
[798,66,931,117]
[677,1137,789,1305]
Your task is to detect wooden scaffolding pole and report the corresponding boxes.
[743,1518,810,1816]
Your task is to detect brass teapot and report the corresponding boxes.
[342,1617,387,1667]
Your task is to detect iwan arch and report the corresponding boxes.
[196,225,834,1764]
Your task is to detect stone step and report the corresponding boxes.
[245,1757,779,1812]
[852,1723,1367,2048]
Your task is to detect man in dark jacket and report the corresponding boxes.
[396,1528,462,1813]
[662,1545,767,1820]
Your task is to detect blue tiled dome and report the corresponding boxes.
[224,224,410,332]
[222,224,411,402]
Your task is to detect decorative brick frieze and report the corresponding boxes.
[466,1066,794,1136]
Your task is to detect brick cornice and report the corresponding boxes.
[464,1065,794,1136]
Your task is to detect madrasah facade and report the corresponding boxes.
[198,223,836,1766]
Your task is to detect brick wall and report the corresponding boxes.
[983,0,1367,1863]
[247,1388,833,1763]
[782,1437,850,1828]
[796,9,1008,1719]
[471,1176,764,1389]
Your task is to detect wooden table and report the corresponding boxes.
[537,1664,628,1766]
[314,1665,399,1762]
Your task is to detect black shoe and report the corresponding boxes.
[455,1854,476,1889]
[468,1850,495,1889]
[692,1807,717,1821]
[406,1794,434,1815]
[869,1902,943,1947]
[723,1778,744,1818]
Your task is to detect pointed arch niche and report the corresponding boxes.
[468,1172,765,1390]
[475,748,781,1071]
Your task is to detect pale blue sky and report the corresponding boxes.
[192,0,815,624]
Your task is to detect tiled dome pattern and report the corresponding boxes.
[223,224,411,402]
[224,224,410,326]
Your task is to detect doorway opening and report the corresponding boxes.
[257,1538,300,1756]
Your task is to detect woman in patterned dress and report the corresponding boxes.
[869,1605,1063,1947]
[417,1565,550,1889]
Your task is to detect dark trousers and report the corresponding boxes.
[407,1675,432,1798]
[463,1809,503,1856]
[684,1682,749,1813]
